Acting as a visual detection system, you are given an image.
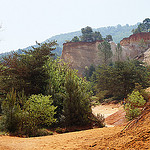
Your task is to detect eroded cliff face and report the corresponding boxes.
[120,32,150,59]
[61,41,102,74]
[144,48,150,66]
[61,32,150,74]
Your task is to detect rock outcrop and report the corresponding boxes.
[61,32,150,74]
[120,32,150,60]
[61,41,102,74]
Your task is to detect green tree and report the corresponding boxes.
[132,18,150,33]
[92,31,103,41]
[115,43,122,61]
[80,26,93,42]
[1,88,21,132]
[98,41,113,65]
[23,94,57,136]
[80,26,103,42]
[94,60,150,99]
[143,18,150,32]
[105,35,113,42]
[71,36,80,42]
[84,64,96,81]
[45,58,69,121]
[0,41,57,95]
[125,91,146,120]
[63,69,92,126]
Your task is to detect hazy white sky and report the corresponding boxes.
[0,0,149,53]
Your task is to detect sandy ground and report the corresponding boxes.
[0,104,127,150]
[92,103,122,118]
[0,126,123,150]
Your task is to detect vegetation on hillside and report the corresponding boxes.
[98,41,113,65]
[88,60,150,101]
[125,90,146,120]
[132,18,150,34]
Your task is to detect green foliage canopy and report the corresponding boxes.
[1,88,57,135]
[71,36,80,42]
[23,94,57,134]
[93,60,150,99]
[0,41,57,95]
[98,41,113,65]
[80,26,103,42]
[105,35,113,42]
[63,69,92,126]
[132,18,150,34]
[125,91,146,120]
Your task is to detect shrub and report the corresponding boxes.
[96,90,109,102]
[55,127,69,134]
[55,127,64,133]
[134,83,150,101]
[125,90,146,120]
[34,128,53,137]
[22,94,57,136]
[1,89,57,136]
[94,60,150,100]
[93,113,105,127]
[1,88,22,132]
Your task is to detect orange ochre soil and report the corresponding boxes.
[0,103,150,150]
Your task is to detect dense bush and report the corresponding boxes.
[33,128,53,137]
[125,90,146,120]
[0,41,106,136]
[94,113,105,127]
[22,94,57,136]
[1,89,57,136]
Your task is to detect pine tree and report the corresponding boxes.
[63,70,92,126]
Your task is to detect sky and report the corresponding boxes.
[0,0,149,53]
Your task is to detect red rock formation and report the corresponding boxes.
[120,32,150,59]
[120,32,150,46]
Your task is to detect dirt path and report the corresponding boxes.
[0,104,126,150]
[0,126,123,150]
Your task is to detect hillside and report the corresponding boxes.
[48,23,138,45]
[0,23,138,58]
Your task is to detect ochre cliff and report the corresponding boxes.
[61,41,103,74]
[120,32,150,59]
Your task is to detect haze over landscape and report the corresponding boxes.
[0,0,149,53]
